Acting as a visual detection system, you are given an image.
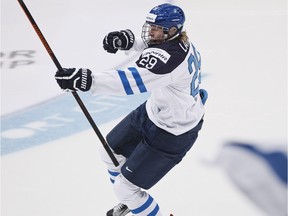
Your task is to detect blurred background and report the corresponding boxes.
[1,0,287,215]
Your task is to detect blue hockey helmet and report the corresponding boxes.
[142,4,186,46]
[147,4,185,32]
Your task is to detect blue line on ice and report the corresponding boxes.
[1,92,149,155]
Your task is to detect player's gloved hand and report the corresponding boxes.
[103,29,135,54]
[55,68,92,92]
[199,89,208,105]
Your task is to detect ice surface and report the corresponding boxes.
[1,0,287,215]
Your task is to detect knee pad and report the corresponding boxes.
[99,145,126,168]
[99,145,127,183]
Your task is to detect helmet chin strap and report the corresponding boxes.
[166,33,180,41]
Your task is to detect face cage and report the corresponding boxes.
[141,23,169,46]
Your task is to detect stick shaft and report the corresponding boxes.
[17,0,119,166]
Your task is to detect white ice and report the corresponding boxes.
[1,0,287,215]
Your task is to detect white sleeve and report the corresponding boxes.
[90,69,128,96]
[124,37,146,54]
[90,65,173,96]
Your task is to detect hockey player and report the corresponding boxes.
[55,3,207,216]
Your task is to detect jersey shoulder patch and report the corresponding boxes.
[141,48,171,64]
[136,40,190,74]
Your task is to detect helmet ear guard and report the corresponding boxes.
[168,27,178,37]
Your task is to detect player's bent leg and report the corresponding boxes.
[99,145,127,184]
[114,174,162,216]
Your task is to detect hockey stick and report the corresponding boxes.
[17,0,119,167]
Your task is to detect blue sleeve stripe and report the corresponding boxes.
[117,70,134,95]
[131,195,153,214]
[128,67,147,93]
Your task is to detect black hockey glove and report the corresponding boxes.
[103,29,135,54]
[55,68,92,92]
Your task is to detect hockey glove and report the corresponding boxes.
[55,68,92,92]
[103,29,135,54]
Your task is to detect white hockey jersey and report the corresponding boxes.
[91,38,205,135]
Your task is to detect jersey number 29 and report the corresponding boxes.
[188,53,201,98]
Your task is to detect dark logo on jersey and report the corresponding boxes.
[142,48,170,63]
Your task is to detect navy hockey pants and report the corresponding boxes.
[106,102,204,189]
